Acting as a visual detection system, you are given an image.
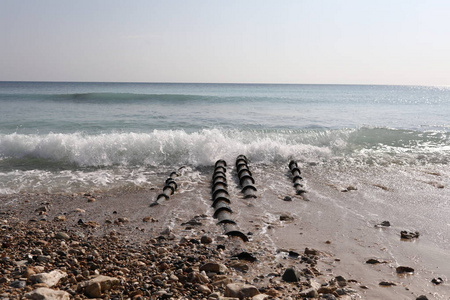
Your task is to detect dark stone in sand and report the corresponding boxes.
[379,281,396,286]
[288,251,300,258]
[432,277,444,285]
[282,267,301,282]
[366,258,384,264]
[283,196,292,201]
[400,231,419,239]
[396,266,414,274]
[416,296,429,300]
[233,252,257,262]
[10,280,26,288]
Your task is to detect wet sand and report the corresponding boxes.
[1,164,449,299]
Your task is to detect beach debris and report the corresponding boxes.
[396,266,415,274]
[431,277,444,285]
[401,230,420,239]
[289,160,306,195]
[236,155,257,198]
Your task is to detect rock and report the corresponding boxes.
[396,266,414,274]
[416,296,429,300]
[366,258,385,264]
[24,287,70,300]
[232,252,257,262]
[74,208,85,213]
[335,275,347,287]
[197,284,212,294]
[200,262,228,274]
[54,232,70,240]
[280,214,294,222]
[54,215,66,222]
[30,270,67,287]
[299,287,318,298]
[304,247,320,256]
[201,235,213,244]
[224,283,260,299]
[229,261,249,272]
[252,294,270,300]
[10,280,26,288]
[117,217,129,223]
[375,221,391,227]
[85,282,102,298]
[432,277,444,285]
[379,281,396,286]
[87,197,96,202]
[282,267,301,282]
[78,275,120,297]
[400,231,419,239]
[288,251,300,258]
[283,196,292,201]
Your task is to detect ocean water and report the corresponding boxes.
[0,81,449,194]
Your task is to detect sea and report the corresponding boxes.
[0,81,449,195]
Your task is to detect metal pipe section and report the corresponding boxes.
[211,159,248,242]
[235,155,257,198]
[150,169,180,207]
[289,160,306,195]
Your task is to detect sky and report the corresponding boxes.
[1,0,450,85]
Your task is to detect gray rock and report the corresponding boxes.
[10,280,26,288]
[299,287,318,298]
[416,296,428,300]
[30,270,67,287]
[224,283,260,299]
[24,287,70,300]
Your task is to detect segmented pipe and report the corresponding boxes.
[289,160,306,195]
[211,159,248,242]
[235,155,257,198]
[150,170,180,206]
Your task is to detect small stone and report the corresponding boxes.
[74,208,86,213]
[10,280,26,288]
[85,282,102,298]
[283,196,292,201]
[379,281,396,286]
[87,197,96,202]
[224,283,260,299]
[280,214,294,222]
[201,235,213,244]
[400,231,419,239]
[299,287,318,298]
[229,261,249,272]
[117,217,129,223]
[30,270,67,287]
[366,258,384,264]
[431,277,443,285]
[233,252,257,262]
[197,284,212,294]
[282,267,301,282]
[54,215,66,222]
[24,287,70,300]
[396,266,414,274]
[54,232,70,240]
[288,251,300,258]
[335,275,347,287]
[416,296,429,300]
[200,262,228,274]
[304,247,320,256]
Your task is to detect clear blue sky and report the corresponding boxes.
[1,0,449,85]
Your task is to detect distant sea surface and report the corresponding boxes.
[0,81,449,194]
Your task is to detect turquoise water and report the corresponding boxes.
[0,81,449,193]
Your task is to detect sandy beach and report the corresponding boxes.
[1,162,448,300]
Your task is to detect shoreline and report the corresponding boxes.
[1,177,448,300]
